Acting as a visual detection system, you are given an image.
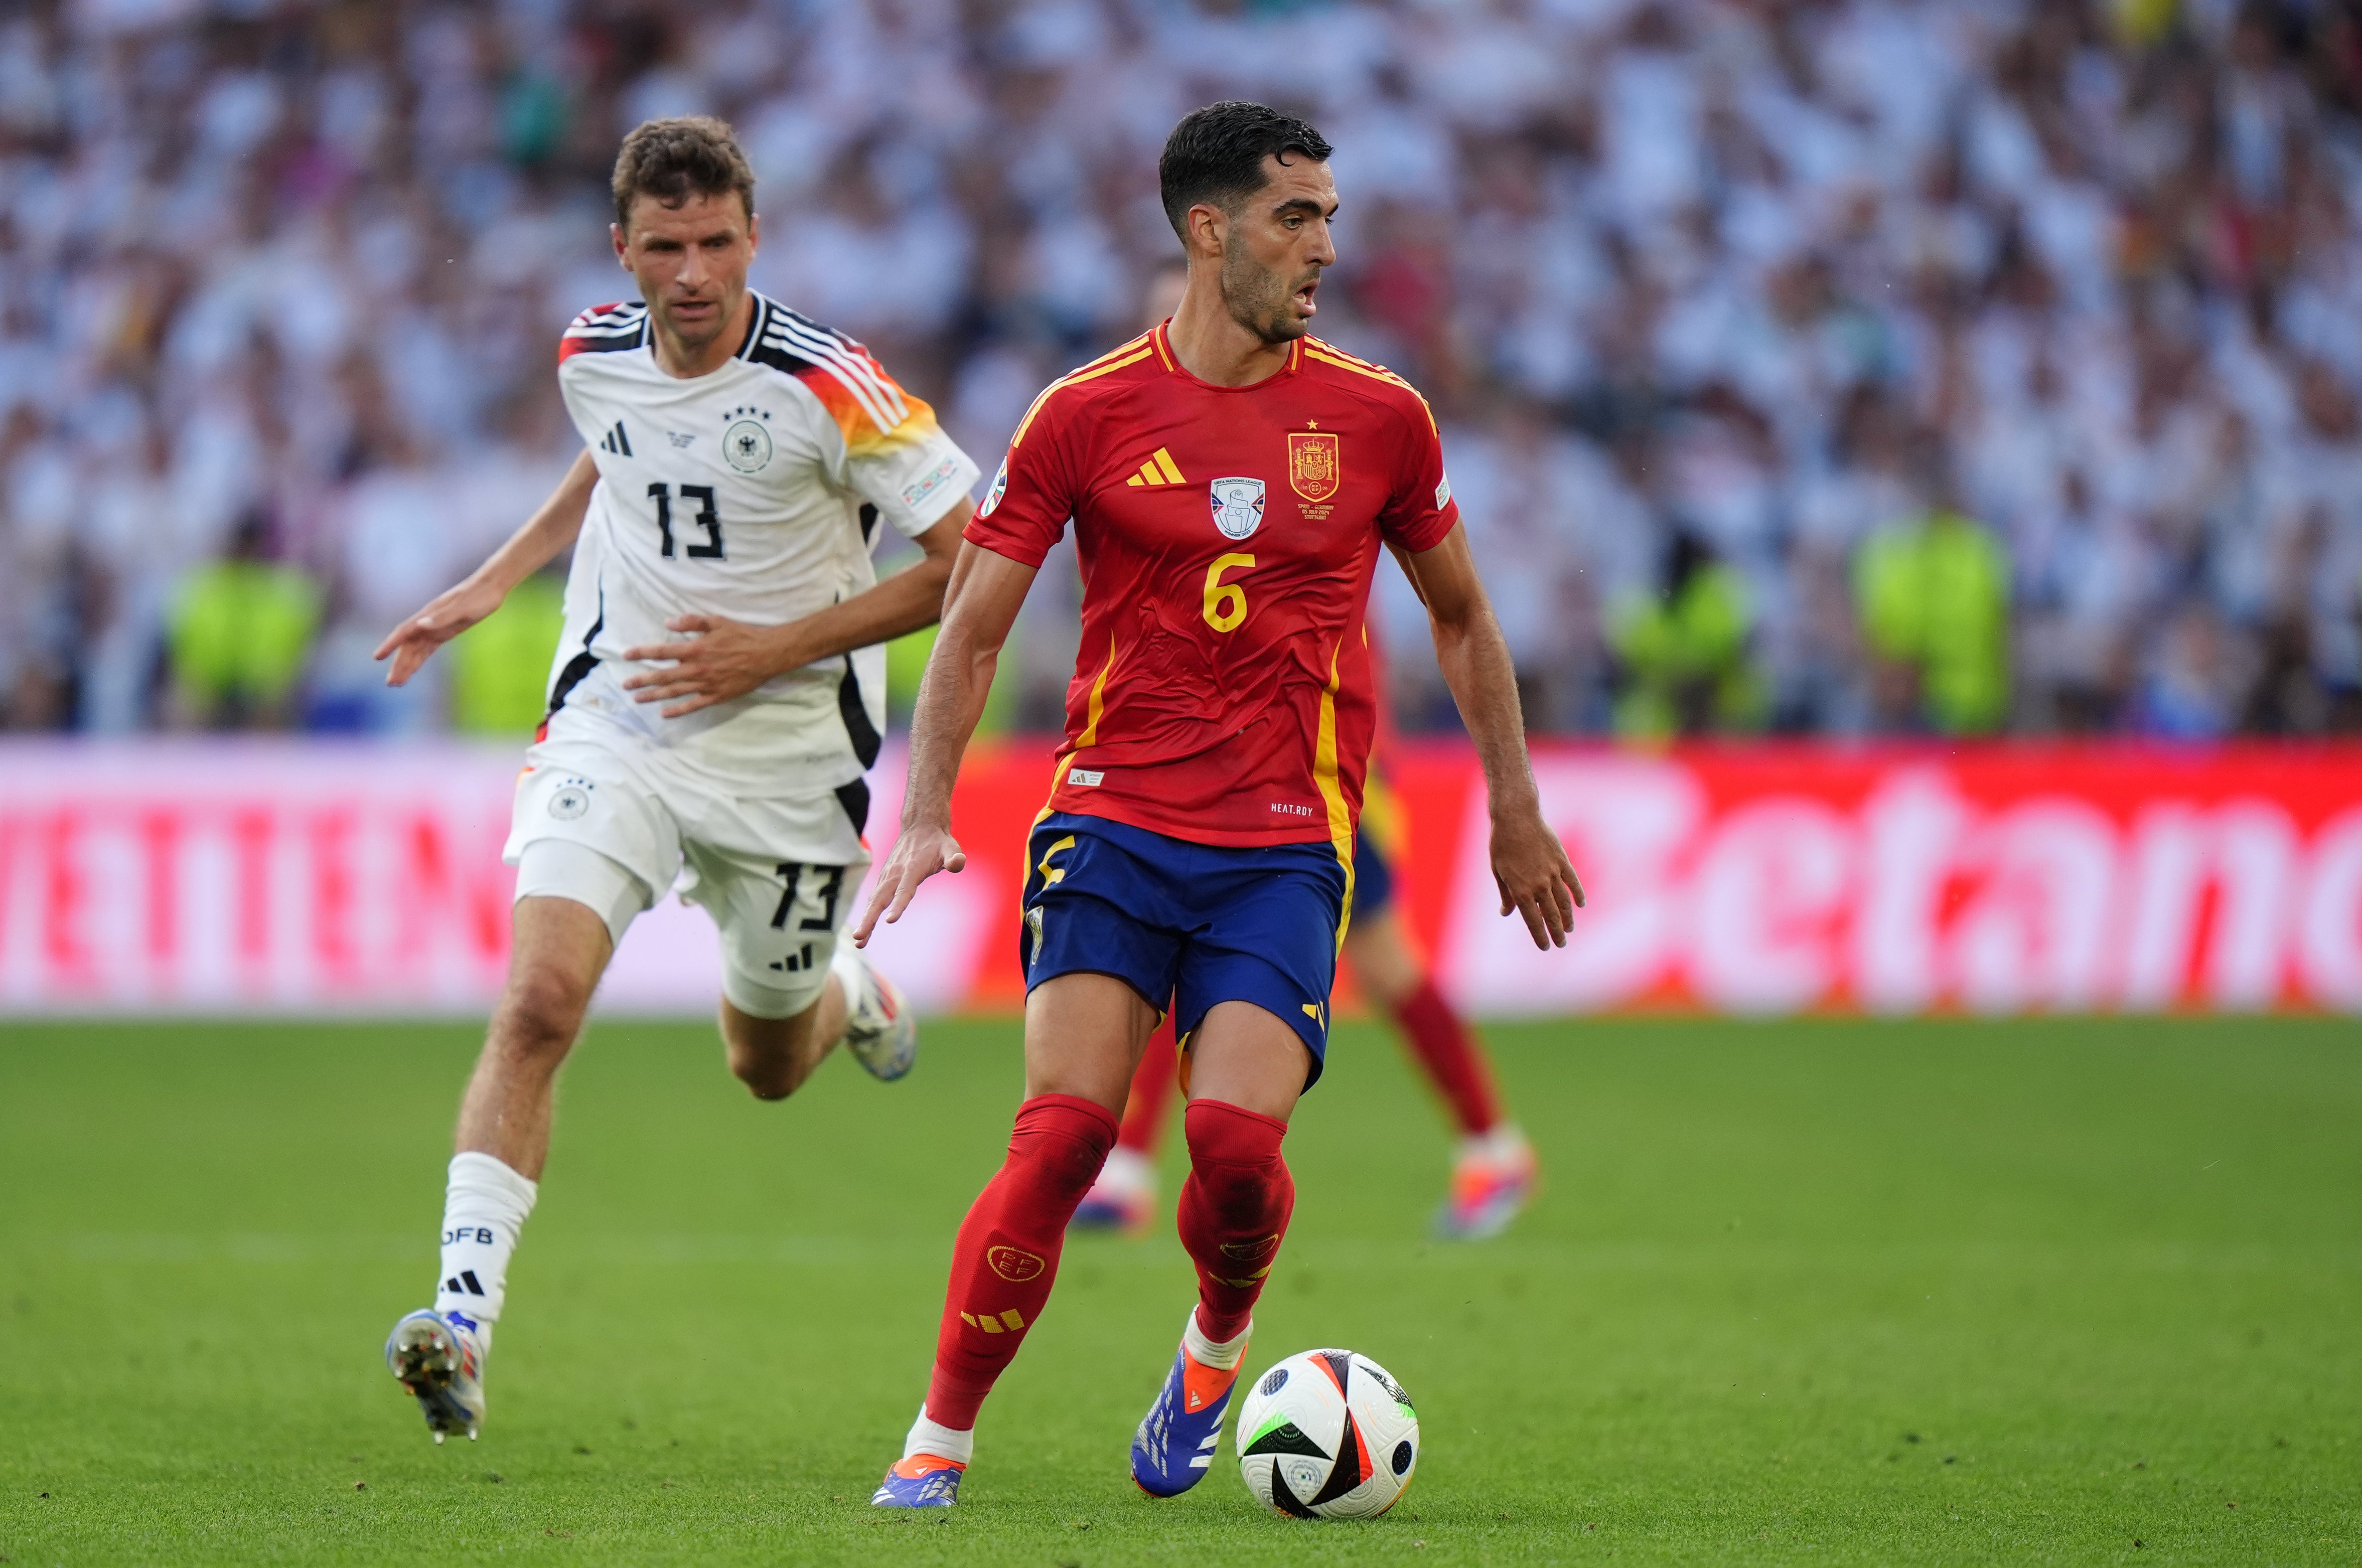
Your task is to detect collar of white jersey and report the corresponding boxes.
[733,293,776,363]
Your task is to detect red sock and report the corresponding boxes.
[1117,1020,1180,1156]
[1176,1100,1293,1343]
[924,1094,1118,1429]
[1391,977,1501,1136]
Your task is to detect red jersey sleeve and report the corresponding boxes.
[963,385,1080,567]
[1378,401,1461,554]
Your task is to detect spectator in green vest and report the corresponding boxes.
[1855,505,2009,733]
[168,513,321,730]
[1608,530,1765,739]
[451,568,567,736]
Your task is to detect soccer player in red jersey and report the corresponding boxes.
[1071,264,1540,1244]
[853,101,1583,1507]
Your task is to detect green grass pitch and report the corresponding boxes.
[1,1013,2356,1565]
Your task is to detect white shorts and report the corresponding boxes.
[504,705,872,1019]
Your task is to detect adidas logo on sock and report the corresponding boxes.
[442,1270,486,1297]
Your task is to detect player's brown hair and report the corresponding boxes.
[611,116,756,230]
[1158,101,1333,243]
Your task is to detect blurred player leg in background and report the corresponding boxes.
[1071,1015,1179,1236]
[1070,812,1540,1242]
[1344,894,1540,1241]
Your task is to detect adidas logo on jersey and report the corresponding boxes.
[1124,448,1187,487]
[598,421,632,456]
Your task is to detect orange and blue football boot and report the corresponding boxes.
[1129,1315,1249,1496]
[870,1454,964,1507]
[1436,1125,1541,1240]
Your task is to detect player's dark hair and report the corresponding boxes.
[1158,101,1333,243]
[612,116,756,230]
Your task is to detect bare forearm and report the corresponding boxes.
[471,450,598,595]
[901,622,998,829]
[756,558,952,675]
[1432,601,1540,816]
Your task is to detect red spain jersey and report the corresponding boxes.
[965,324,1461,855]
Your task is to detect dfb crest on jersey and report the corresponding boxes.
[1210,477,1265,540]
[724,416,773,473]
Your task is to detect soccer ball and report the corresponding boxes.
[1234,1348,1419,1518]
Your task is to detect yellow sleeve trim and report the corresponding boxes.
[1302,346,1438,435]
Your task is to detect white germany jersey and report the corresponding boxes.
[550,291,978,795]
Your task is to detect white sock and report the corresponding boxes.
[1183,1309,1251,1371]
[1096,1145,1155,1194]
[902,1406,975,1465]
[1460,1122,1530,1163]
[433,1152,537,1329]
[828,942,872,1019]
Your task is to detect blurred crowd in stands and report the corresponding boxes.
[4,0,2361,740]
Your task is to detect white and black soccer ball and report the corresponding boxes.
[1235,1348,1419,1518]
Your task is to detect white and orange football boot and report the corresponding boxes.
[832,944,917,1081]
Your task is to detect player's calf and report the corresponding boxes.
[1175,1100,1294,1342]
[872,1094,1118,1506]
[721,998,830,1100]
[1129,1099,1292,1494]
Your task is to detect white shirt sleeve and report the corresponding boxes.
[759,310,980,539]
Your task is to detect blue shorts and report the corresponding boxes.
[1351,835,1394,920]
[1021,813,1350,1089]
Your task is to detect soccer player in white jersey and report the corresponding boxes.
[369,118,981,1443]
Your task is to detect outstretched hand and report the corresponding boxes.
[1491,805,1584,950]
[374,578,505,687]
[852,823,966,948]
[622,614,789,718]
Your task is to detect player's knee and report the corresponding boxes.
[493,967,592,1063]
[1184,1104,1291,1218]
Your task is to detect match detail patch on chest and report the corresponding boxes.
[1210,477,1266,540]
[1288,431,1340,502]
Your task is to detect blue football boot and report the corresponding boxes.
[870,1454,964,1507]
[1129,1315,1249,1496]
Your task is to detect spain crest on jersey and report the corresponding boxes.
[1288,431,1341,502]
[1210,477,1265,540]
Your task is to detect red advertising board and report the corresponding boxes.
[1,739,2356,1016]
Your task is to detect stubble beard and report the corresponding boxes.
[1221,235,1311,348]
